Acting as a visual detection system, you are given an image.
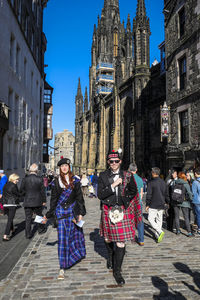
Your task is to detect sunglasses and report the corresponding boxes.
[109,160,120,164]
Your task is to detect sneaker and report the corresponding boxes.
[138,242,144,246]
[176,230,181,235]
[157,231,165,243]
[57,269,65,280]
[187,232,194,237]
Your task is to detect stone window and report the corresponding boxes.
[31,29,34,52]
[10,34,15,69]
[31,72,34,95]
[23,102,26,131]
[113,31,118,57]
[14,95,19,126]
[18,0,22,23]
[47,115,51,128]
[22,143,26,168]
[8,88,13,124]
[179,110,189,143]
[25,14,29,39]
[24,57,27,86]
[179,7,185,38]
[44,89,51,103]
[16,44,20,75]
[179,56,186,90]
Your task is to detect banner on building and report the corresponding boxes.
[160,102,170,141]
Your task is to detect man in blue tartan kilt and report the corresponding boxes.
[44,158,86,280]
[98,150,142,285]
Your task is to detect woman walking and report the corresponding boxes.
[172,172,193,236]
[2,173,20,241]
[44,158,86,280]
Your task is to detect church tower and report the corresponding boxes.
[132,0,151,169]
[133,0,151,96]
[74,0,151,174]
[74,78,83,173]
[89,0,134,102]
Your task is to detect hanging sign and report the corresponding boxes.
[160,102,170,141]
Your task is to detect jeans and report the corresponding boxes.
[93,184,98,197]
[173,206,191,232]
[193,204,200,229]
[4,207,16,235]
[137,220,144,243]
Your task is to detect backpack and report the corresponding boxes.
[171,183,186,204]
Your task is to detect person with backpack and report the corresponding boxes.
[171,172,193,237]
[192,167,200,236]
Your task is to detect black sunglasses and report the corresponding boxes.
[109,160,120,164]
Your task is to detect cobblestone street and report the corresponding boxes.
[0,196,200,300]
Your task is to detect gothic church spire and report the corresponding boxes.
[84,87,88,113]
[75,78,83,118]
[136,0,147,19]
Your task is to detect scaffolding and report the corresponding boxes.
[96,62,114,96]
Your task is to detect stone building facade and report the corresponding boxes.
[74,0,164,175]
[164,0,200,171]
[0,0,53,177]
[54,130,75,171]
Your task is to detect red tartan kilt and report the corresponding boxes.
[100,197,142,242]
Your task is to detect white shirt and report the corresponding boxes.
[111,169,120,196]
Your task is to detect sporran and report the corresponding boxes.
[109,205,124,224]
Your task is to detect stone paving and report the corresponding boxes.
[0,197,200,300]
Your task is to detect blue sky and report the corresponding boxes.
[44,0,164,143]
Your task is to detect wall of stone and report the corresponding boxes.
[0,1,44,178]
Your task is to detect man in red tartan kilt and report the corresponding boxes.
[98,150,142,285]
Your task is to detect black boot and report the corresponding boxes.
[113,246,125,285]
[105,241,114,269]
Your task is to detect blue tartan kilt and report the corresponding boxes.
[56,201,86,269]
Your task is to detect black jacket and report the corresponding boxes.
[2,182,20,205]
[146,177,170,209]
[20,174,46,207]
[46,177,86,219]
[97,169,137,209]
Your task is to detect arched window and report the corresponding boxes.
[113,31,118,57]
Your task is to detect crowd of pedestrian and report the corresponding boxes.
[1,153,200,286]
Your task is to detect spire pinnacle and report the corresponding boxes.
[77,78,82,97]
[136,0,147,19]
[84,87,88,112]
[126,14,131,32]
